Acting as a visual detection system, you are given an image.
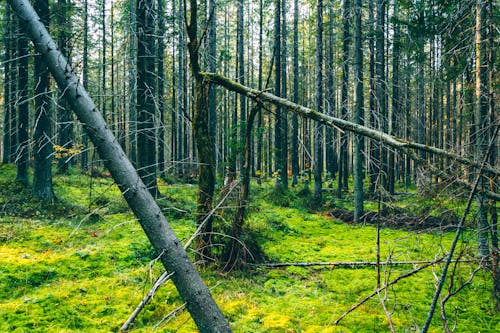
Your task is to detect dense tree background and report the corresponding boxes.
[0,0,498,329]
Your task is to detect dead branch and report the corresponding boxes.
[257,259,475,269]
[121,271,175,332]
[421,126,499,332]
[333,256,446,325]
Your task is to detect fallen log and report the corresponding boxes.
[202,72,500,178]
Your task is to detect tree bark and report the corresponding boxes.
[313,0,324,201]
[7,1,231,331]
[353,0,364,222]
[15,11,29,185]
[33,0,54,200]
[291,0,299,186]
[136,0,158,196]
[2,6,12,165]
[338,0,351,198]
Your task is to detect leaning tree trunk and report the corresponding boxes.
[7,1,231,331]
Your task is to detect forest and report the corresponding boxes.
[0,0,498,331]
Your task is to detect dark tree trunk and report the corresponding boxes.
[313,0,323,201]
[129,0,137,166]
[274,0,282,188]
[33,0,54,200]
[280,0,288,189]
[368,0,378,193]
[237,0,246,174]
[256,0,264,177]
[353,0,364,222]
[157,0,166,178]
[338,0,351,198]
[291,0,299,186]
[81,0,89,169]
[16,13,29,185]
[136,0,158,196]
[186,0,217,263]
[388,0,400,195]
[325,0,336,181]
[208,0,217,171]
[2,6,12,165]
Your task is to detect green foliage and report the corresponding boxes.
[0,165,497,332]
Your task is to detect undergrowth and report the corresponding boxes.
[0,165,497,332]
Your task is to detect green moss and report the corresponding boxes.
[0,165,497,332]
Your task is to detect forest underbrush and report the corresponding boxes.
[0,164,497,332]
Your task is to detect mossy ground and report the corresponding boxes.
[0,164,497,332]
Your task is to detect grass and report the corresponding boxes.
[0,164,497,332]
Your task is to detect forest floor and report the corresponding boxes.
[0,164,498,332]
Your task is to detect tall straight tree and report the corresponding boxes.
[81,0,89,169]
[291,0,299,186]
[475,0,490,259]
[353,0,364,221]
[237,0,245,173]
[136,0,158,196]
[368,0,378,193]
[337,0,351,198]
[2,6,12,164]
[313,0,324,201]
[208,0,217,168]
[157,0,166,178]
[33,0,54,199]
[16,11,29,185]
[280,0,288,189]
[388,0,400,195]
[129,0,137,166]
[256,0,264,175]
[375,0,387,188]
[101,0,106,122]
[186,0,216,264]
[325,0,337,181]
[274,0,283,187]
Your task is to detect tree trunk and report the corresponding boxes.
[2,6,12,165]
[129,0,137,166]
[81,0,89,169]
[136,0,158,196]
[16,11,29,185]
[237,0,246,174]
[475,0,490,260]
[353,0,364,222]
[274,0,283,188]
[291,0,299,186]
[280,0,288,189]
[208,0,217,171]
[186,0,217,264]
[157,0,166,178]
[33,0,54,200]
[313,0,324,201]
[8,1,231,331]
[338,0,351,198]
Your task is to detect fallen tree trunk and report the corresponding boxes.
[256,259,477,268]
[8,1,231,332]
[202,72,500,178]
